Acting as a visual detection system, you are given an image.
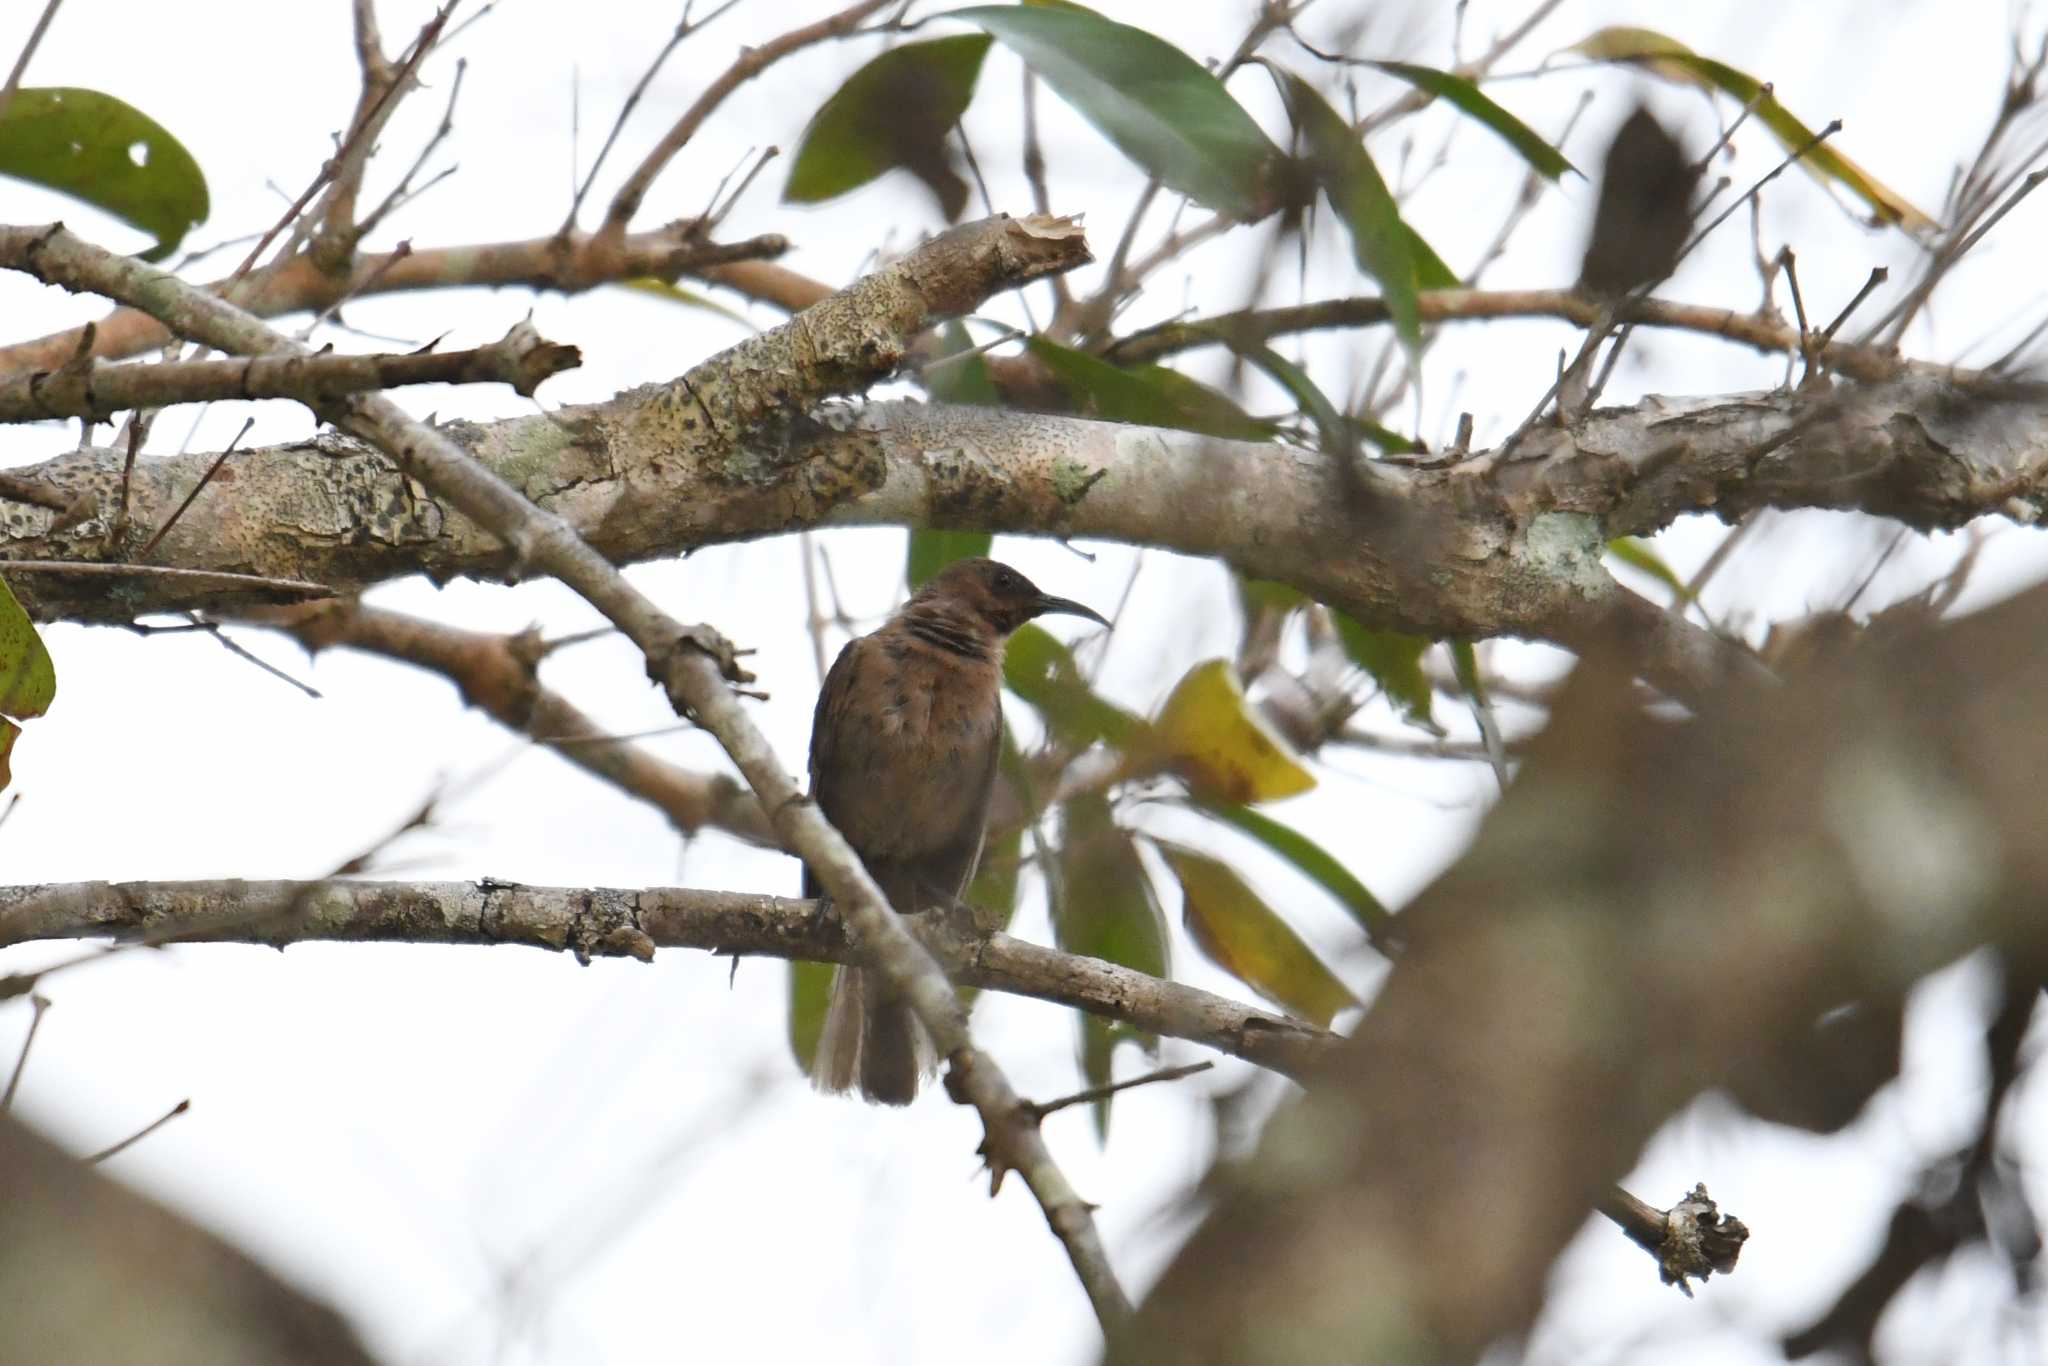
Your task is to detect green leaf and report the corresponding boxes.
[1003,622,1147,750]
[1233,343,1349,457]
[1054,793,1168,1138]
[1451,638,1509,790]
[784,35,992,219]
[908,530,994,588]
[1192,799,1396,947]
[956,5,1285,219]
[923,320,1002,407]
[1404,222,1460,289]
[0,88,209,261]
[787,958,835,1073]
[1026,336,1271,440]
[1569,27,1934,233]
[1368,60,1575,181]
[1263,65,1424,354]
[1160,842,1358,1026]
[1606,535,1691,602]
[1332,613,1435,730]
[1235,575,1307,616]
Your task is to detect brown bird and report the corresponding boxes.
[805,557,1109,1104]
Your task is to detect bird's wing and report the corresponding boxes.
[803,635,870,900]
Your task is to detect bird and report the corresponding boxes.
[805,556,1109,1104]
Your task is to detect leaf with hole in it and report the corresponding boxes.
[1369,61,1576,181]
[956,5,1286,220]
[1054,792,1169,1138]
[1027,336,1271,441]
[1191,799,1396,947]
[1263,65,1426,355]
[784,34,992,219]
[0,88,208,261]
[787,958,835,1073]
[1332,612,1435,731]
[1606,536,1692,603]
[1568,27,1935,234]
[1004,622,1148,751]
[1161,842,1357,1026]
[1154,658,1315,803]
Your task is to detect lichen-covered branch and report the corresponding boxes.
[0,321,579,422]
[0,879,1334,1078]
[0,220,786,376]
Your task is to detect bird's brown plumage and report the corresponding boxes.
[805,557,1107,1104]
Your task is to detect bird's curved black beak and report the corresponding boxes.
[1031,593,1111,629]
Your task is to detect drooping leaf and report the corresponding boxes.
[1233,342,1350,458]
[922,320,1002,407]
[1235,575,1308,616]
[1368,60,1576,181]
[1404,223,1461,289]
[956,5,1286,220]
[1452,638,1509,790]
[618,277,756,329]
[1026,336,1272,440]
[784,34,993,219]
[0,577,56,724]
[1192,799,1396,947]
[1054,793,1169,1138]
[1569,27,1936,233]
[1606,535,1692,603]
[1004,622,1148,750]
[1154,658,1315,803]
[955,810,1025,1018]
[1332,613,1435,731]
[1160,842,1358,1026]
[787,958,835,1073]
[1263,65,1425,354]
[908,324,1000,586]
[0,88,209,261]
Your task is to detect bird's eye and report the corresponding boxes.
[994,568,1021,591]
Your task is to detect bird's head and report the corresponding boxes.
[914,557,1110,637]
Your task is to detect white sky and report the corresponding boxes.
[2,2,2044,1364]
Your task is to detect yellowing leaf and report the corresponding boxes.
[1161,843,1357,1026]
[1055,793,1168,1139]
[1154,658,1314,803]
[1569,27,1936,234]
[0,576,55,722]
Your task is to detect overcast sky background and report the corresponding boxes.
[2,1,2045,1363]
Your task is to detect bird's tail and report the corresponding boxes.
[811,965,932,1105]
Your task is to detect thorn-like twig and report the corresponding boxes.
[85,1098,192,1164]
[1028,1060,1214,1121]
[2,992,52,1111]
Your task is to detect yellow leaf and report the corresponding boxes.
[1162,844,1358,1027]
[1153,658,1314,803]
[1569,26,1937,234]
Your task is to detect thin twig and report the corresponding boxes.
[84,1098,191,1164]
[1029,1061,1214,1120]
[0,0,64,121]
[137,417,255,561]
[601,0,893,237]
[1,992,51,1111]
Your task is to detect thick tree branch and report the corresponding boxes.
[0,880,1334,1078]
[0,321,579,422]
